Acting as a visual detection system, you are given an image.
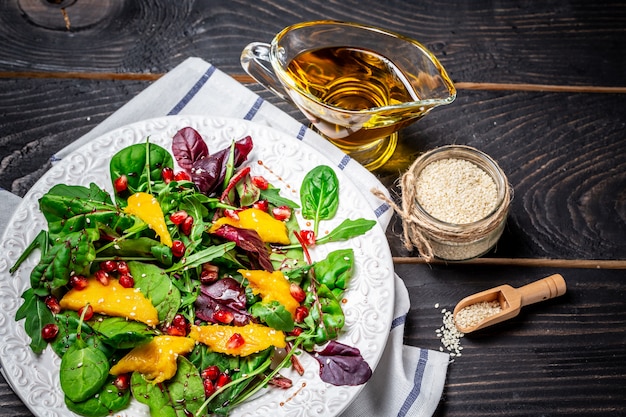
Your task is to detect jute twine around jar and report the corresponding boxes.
[372,145,512,262]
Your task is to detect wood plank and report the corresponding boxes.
[395,263,626,417]
[0,1,624,86]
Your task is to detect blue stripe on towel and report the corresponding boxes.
[167,65,216,115]
[297,124,307,141]
[337,154,351,170]
[391,314,406,330]
[243,97,264,120]
[397,349,429,417]
[374,202,390,218]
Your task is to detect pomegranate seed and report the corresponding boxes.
[161,167,175,183]
[116,261,130,275]
[224,209,240,220]
[215,372,232,389]
[69,275,89,290]
[289,327,303,337]
[113,175,128,193]
[203,378,216,397]
[79,305,94,321]
[172,240,186,257]
[201,365,221,381]
[169,210,189,225]
[118,274,134,288]
[226,333,245,350]
[200,263,219,284]
[100,260,118,273]
[165,324,187,336]
[94,269,110,286]
[252,200,269,212]
[180,216,194,236]
[44,296,61,314]
[289,283,306,303]
[272,205,291,221]
[41,323,59,341]
[213,309,234,324]
[251,176,269,190]
[298,230,316,246]
[174,171,191,182]
[294,306,309,323]
[113,374,130,391]
[172,314,188,331]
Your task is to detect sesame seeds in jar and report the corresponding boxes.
[407,145,511,261]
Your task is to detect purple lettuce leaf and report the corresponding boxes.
[313,341,373,386]
[212,224,274,272]
[171,127,209,171]
[190,135,253,195]
[195,277,252,326]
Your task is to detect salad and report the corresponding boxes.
[10,126,378,417]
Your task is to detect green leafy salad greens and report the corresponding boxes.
[10,126,378,417]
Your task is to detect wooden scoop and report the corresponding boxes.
[453,274,566,333]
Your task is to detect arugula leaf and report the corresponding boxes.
[315,218,377,245]
[260,187,300,209]
[10,230,48,274]
[15,289,54,354]
[300,165,339,235]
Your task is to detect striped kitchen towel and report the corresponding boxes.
[1,57,449,416]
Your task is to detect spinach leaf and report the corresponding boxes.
[188,344,241,372]
[89,316,156,349]
[300,165,339,235]
[14,289,54,354]
[131,356,205,417]
[313,248,354,298]
[302,284,346,350]
[60,341,110,403]
[250,301,295,332]
[128,261,181,323]
[39,183,130,240]
[52,311,111,358]
[110,142,174,200]
[30,227,99,296]
[65,376,131,417]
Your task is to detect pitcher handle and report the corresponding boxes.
[240,42,292,103]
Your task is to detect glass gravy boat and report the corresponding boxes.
[241,20,456,170]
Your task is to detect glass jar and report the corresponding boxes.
[409,145,510,261]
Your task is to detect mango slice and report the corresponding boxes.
[109,335,195,384]
[210,208,290,244]
[240,269,300,316]
[189,323,285,356]
[59,277,159,326]
[124,192,173,247]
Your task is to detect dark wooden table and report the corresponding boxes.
[1,1,625,416]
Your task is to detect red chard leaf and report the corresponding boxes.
[313,341,372,386]
[171,127,208,171]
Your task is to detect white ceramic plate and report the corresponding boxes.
[0,115,394,417]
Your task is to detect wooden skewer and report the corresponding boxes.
[392,257,626,269]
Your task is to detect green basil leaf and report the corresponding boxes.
[250,301,295,332]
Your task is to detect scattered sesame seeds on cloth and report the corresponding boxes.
[0,57,450,417]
